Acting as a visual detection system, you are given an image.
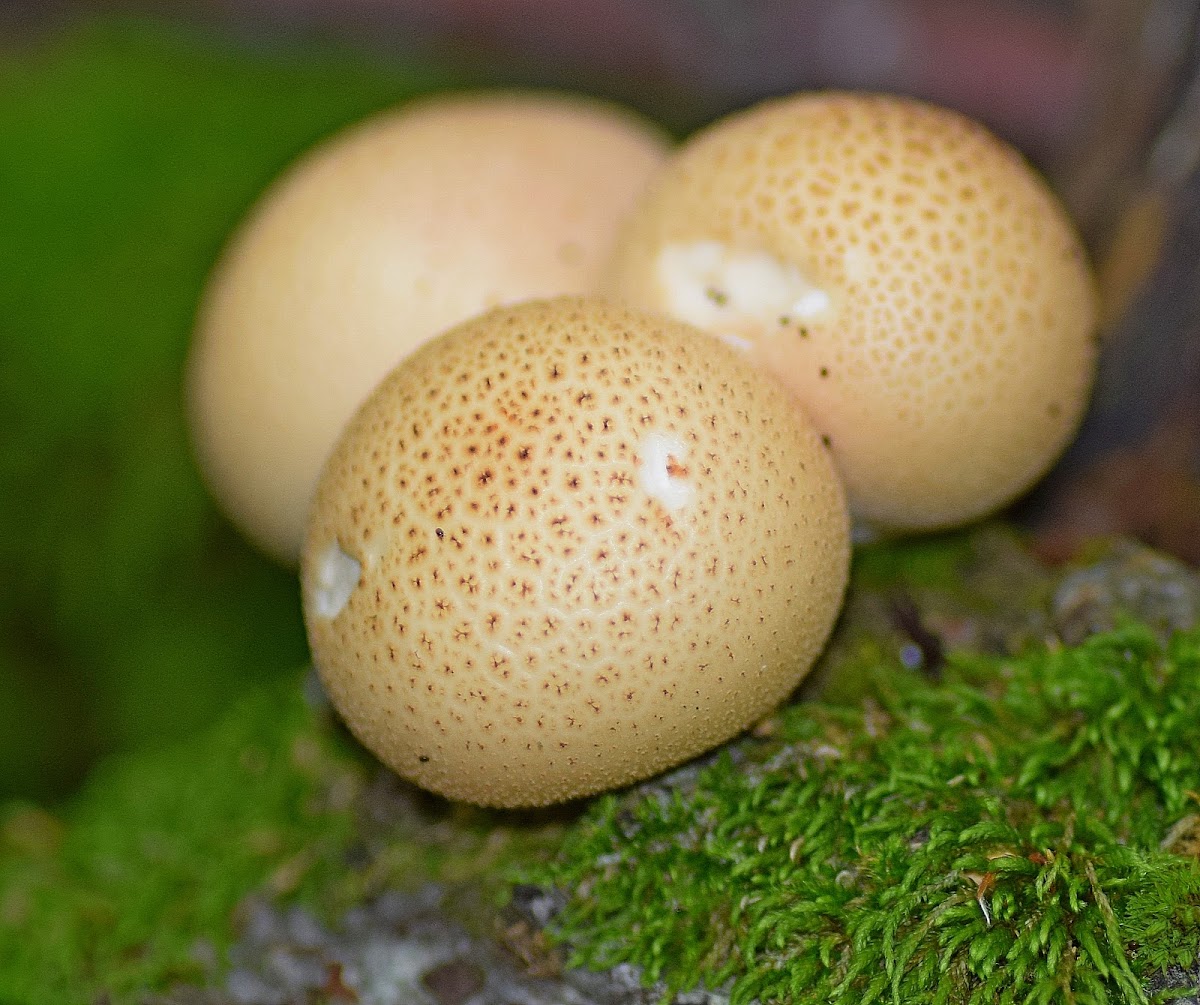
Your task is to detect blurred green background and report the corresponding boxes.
[0,18,460,801]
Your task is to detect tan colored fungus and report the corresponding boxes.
[605,91,1099,534]
[301,297,850,807]
[187,91,670,566]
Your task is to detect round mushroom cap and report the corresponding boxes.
[604,91,1098,534]
[187,90,670,566]
[302,296,850,807]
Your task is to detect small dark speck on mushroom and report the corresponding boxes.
[436,528,445,539]
[705,286,728,306]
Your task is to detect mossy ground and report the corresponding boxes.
[0,674,568,1005]
[0,677,354,1003]
[525,623,1200,1004]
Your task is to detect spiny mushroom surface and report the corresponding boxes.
[187,91,670,566]
[302,297,850,807]
[604,91,1098,535]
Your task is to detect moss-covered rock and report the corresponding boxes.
[528,621,1200,1004]
[0,676,352,1003]
[0,674,566,1005]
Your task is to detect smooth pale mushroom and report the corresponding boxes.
[187,91,670,566]
[302,297,850,807]
[604,91,1099,535]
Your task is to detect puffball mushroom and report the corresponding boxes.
[605,91,1099,535]
[302,296,850,807]
[187,91,670,566]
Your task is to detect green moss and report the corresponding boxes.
[524,625,1200,1004]
[0,670,573,1004]
[0,674,339,1002]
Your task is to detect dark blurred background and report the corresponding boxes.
[1,0,1198,803]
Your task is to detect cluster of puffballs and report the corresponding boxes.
[186,89,1098,808]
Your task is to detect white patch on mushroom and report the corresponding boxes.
[657,240,832,334]
[312,541,362,618]
[638,432,694,512]
[790,288,831,317]
[717,332,755,353]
